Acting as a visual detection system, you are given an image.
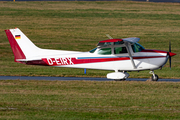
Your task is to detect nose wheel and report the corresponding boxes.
[149,71,159,81]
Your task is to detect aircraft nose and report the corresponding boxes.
[168,52,176,57]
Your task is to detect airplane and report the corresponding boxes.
[5,28,176,81]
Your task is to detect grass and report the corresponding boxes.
[1,2,180,118]
[1,80,180,119]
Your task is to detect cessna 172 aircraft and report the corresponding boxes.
[5,28,176,81]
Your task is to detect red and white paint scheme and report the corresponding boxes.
[5,28,176,81]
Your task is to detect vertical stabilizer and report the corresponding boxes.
[5,28,40,62]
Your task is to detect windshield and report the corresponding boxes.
[131,43,145,53]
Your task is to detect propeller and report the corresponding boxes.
[167,41,176,70]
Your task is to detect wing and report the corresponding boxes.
[122,37,140,43]
[97,37,140,46]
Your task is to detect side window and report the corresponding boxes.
[98,48,111,55]
[132,43,145,53]
[114,47,127,54]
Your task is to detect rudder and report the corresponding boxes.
[5,28,40,63]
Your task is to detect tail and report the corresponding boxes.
[5,28,40,63]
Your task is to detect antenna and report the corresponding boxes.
[106,34,113,39]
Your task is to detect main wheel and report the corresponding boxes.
[151,74,159,81]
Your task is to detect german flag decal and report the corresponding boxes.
[15,35,21,39]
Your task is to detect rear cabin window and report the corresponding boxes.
[89,48,97,53]
[131,43,145,53]
[98,48,111,55]
[114,47,127,54]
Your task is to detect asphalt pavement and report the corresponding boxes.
[0,76,180,82]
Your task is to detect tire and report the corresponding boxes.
[151,74,159,81]
[114,79,126,81]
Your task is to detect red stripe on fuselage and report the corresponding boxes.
[141,49,168,53]
[41,56,166,66]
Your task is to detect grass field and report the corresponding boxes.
[0,1,180,78]
[1,80,180,119]
[1,1,180,119]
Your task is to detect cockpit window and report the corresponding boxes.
[114,47,127,54]
[89,48,97,53]
[131,43,145,53]
[97,48,111,55]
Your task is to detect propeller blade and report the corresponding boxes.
[169,41,171,70]
[169,41,171,52]
[169,55,171,70]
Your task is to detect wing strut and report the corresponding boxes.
[125,43,136,69]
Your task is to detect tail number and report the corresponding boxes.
[47,58,74,66]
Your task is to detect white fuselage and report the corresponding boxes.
[33,46,168,72]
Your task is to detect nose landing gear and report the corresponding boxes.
[149,71,159,81]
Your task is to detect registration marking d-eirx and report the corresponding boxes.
[47,58,74,65]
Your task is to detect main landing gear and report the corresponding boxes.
[110,71,159,81]
[149,71,159,81]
